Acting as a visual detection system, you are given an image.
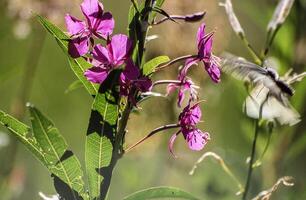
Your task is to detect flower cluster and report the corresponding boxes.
[169,103,210,156]
[183,23,221,83]
[165,23,220,107]
[167,70,199,107]
[65,0,114,58]
[65,0,152,101]
[66,0,220,155]
[162,23,220,154]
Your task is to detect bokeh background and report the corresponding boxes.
[0,0,305,199]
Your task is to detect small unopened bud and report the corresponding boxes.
[184,12,206,22]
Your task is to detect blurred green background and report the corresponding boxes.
[0,0,305,199]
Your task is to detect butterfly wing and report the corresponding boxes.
[220,54,268,83]
[220,54,286,102]
[244,84,301,126]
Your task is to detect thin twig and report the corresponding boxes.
[189,152,244,195]
[125,124,180,153]
[251,176,294,200]
[155,55,197,71]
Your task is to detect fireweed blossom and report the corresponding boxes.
[166,70,199,107]
[169,102,210,155]
[84,34,132,84]
[120,59,152,104]
[183,23,221,83]
[65,0,115,58]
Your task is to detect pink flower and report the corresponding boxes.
[65,0,115,58]
[183,23,221,83]
[179,103,202,127]
[120,59,152,104]
[167,69,198,107]
[84,34,133,84]
[169,103,210,155]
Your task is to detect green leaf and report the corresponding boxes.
[85,71,119,199]
[68,57,99,96]
[150,0,166,20]
[142,56,170,76]
[123,186,201,200]
[65,80,84,94]
[128,4,139,41]
[28,105,86,200]
[0,110,46,165]
[36,14,98,96]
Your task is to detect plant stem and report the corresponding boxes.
[242,98,266,200]
[98,1,154,199]
[242,119,260,200]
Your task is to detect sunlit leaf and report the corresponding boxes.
[36,14,98,96]
[85,71,119,199]
[123,186,201,200]
[28,105,86,200]
[143,56,170,76]
[0,110,45,164]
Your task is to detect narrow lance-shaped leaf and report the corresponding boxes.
[0,110,46,165]
[28,105,86,200]
[267,0,295,33]
[36,14,98,96]
[85,71,119,199]
[128,4,141,65]
[151,0,166,20]
[123,186,201,200]
[219,0,245,38]
[143,56,170,76]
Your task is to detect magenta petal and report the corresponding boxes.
[68,37,89,58]
[190,104,202,123]
[119,73,129,96]
[84,67,109,83]
[205,62,221,83]
[186,129,210,151]
[196,23,206,48]
[177,90,185,107]
[199,34,213,59]
[205,35,213,55]
[94,12,115,39]
[179,103,202,127]
[136,77,152,92]
[168,131,181,158]
[123,59,140,80]
[81,0,103,27]
[166,83,178,96]
[109,34,133,66]
[181,58,199,79]
[92,44,112,66]
[65,14,86,36]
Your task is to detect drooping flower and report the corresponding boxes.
[167,69,198,107]
[183,23,221,83]
[120,59,152,103]
[169,102,210,155]
[84,34,132,84]
[65,0,115,58]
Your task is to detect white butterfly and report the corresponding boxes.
[221,53,305,125]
